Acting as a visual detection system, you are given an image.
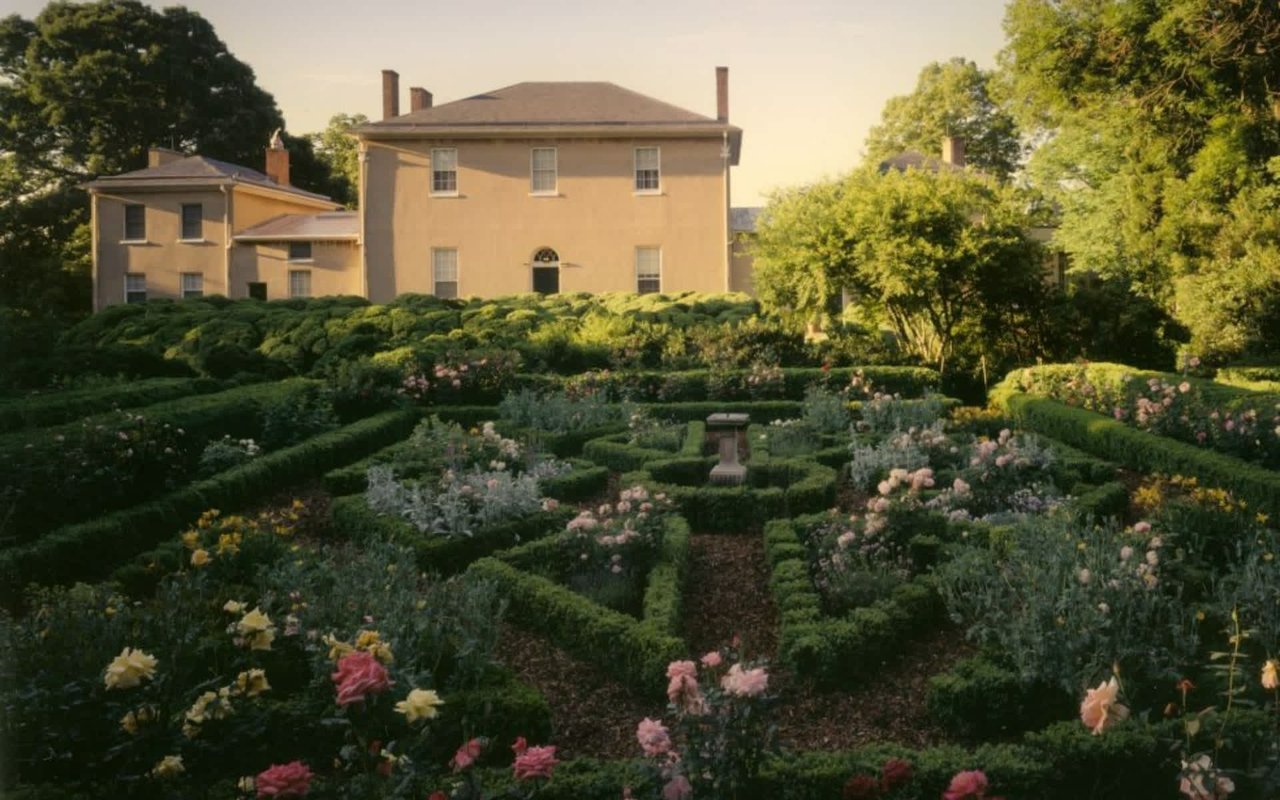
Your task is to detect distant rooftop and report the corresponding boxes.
[234,212,359,241]
[730,207,763,233]
[877,151,966,175]
[84,154,335,203]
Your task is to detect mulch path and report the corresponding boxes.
[495,527,969,760]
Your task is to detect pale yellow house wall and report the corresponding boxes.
[93,188,228,308]
[363,137,729,302]
[230,241,362,300]
[231,188,335,232]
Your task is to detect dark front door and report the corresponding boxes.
[532,266,559,294]
[248,282,267,300]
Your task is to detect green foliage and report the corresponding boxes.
[927,656,1074,742]
[0,377,219,433]
[865,57,1021,180]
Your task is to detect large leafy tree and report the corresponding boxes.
[1002,0,1280,358]
[307,113,368,208]
[0,0,336,314]
[864,58,1021,180]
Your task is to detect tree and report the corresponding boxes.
[1001,0,1280,357]
[864,58,1021,180]
[0,1,339,314]
[307,113,368,208]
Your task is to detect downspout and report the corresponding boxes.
[90,190,99,312]
[359,140,369,299]
[222,184,233,298]
[722,131,731,293]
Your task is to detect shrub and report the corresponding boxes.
[259,383,339,449]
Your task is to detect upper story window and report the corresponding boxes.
[181,272,204,299]
[180,203,202,240]
[123,204,146,241]
[433,248,459,299]
[531,147,557,194]
[125,273,147,304]
[636,247,661,294]
[431,148,458,195]
[634,147,660,192]
[289,270,311,299]
[288,241,312,262]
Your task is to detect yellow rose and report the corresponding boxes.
[103,647,158,690]
[150,755,184,778]
[191,548,211,567]
[181,530,200,550]
[395,688,444,723]
[323,633,355,662]
[1263,660,1279,691]
[216,532,242,556]
[120,710,140,734]
[236,607,275,651]
[233,668,271,697]
[223,599,245,614]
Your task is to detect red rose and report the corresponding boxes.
[880,758,913,792]
[256,761,313,798]
[331,651,392,707]
[842,774,881,800]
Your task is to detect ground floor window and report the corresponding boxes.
[636,246,661,294]
[181,272,203,299]
[288,270,311,299]
[125,273,146,304]
[432,248,458,299]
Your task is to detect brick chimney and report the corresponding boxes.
[942,136,966,167]
[716,66,729,122]
[409,87,433,113]
[265,129,290,186]
[148,147,182,167]
[382,69,400,120]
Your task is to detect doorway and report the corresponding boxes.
[532,247,559,294]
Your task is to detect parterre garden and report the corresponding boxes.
[3,294,1280,800]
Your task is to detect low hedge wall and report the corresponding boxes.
[0,376,225,433]
[624,455,837,533]
[581,421,705,472]
[926,655,1075,742]
[0,408,419,605]
[997,394,1280,521]
[512,365,940,402]
[433,671,552,763]
[468,515,692,694]
[763,517,944,687]
[329,498,575,575]
[993,362,1280,410]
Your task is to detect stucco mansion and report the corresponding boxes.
[85,68,756,310]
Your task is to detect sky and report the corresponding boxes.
[11,0,1011,206]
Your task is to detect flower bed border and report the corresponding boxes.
[466,515,691,695]
[0,376,226,433]
[0,408,421,605]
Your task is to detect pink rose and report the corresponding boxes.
[662,775,693,800]
[512,744,558,781]
[636,717,672,756]
[451,738,483,771]
[720,663,768,697]
[256,761,313,798]
[1080,677,1129,735]
[331,651,392,707]
[943,770,989,800]
[700,651,722,668]
[666,660,697,680]
[1134,521,1151,534]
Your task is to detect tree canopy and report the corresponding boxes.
[864,58,1021,180]
[306,113,369,208]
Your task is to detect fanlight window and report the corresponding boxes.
[534,248,559,264]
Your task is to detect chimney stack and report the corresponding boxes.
[148,147,182,167]
[942,136,966,168]
[382,69,400,120]
[409,86,433,112]
[265,129,290,186]
[716,66,729,123]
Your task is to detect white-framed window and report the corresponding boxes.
[289,269,311,298]
[125,273,147,304]
[432,248,458,299]
[288,241,312,261]
[180,203,202,240]
[123,204,146,241]
[635,247,661,294]
[531,147,557,194]
[431,148,458,195]
[634,147,660,192]
[181,272,204,299]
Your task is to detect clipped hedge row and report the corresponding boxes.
[0,377,225,433]
[513,365,940,402]
[624,455,837,533]
[763,518,943,687]
[581,421,706,472]
[469,516,692,694]
[433,672,552,763]
[993,361,1280,409]
[1216,365,1280,392]
[998,394,1280,520]
[0,408,419,604]
[329,497,575,576]
[926,655,1075,742]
